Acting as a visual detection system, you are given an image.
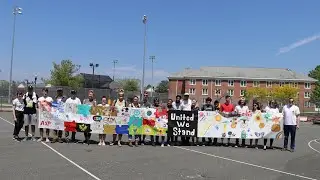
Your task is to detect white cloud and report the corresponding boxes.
[277,34,320,55]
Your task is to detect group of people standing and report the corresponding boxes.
[12,86,300,152]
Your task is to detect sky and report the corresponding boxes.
[1,0,320,85]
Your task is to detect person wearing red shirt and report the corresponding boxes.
[220,95,235,146]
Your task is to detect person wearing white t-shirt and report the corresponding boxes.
[38,88,53,142]
[282,98,300,152]
[234,97,249,147]
[12,92,25,141]
[263,100,279,150]
[181,93,192,111]
[65,90,82,143]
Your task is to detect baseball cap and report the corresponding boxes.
[184,93,190,96]
[70,90,77,94]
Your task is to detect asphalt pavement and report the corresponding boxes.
[0,112,319,180]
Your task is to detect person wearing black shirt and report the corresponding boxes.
[200,97,215,146]
[22,86,39,141]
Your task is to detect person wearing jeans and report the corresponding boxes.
[282,98,300,152]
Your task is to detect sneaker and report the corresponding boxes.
[167,144,171,147]
[161,144,164,147]
[102,141,106,146]
[58,138,63,143]
[151,142,156,146]
[22,137,28,142]
[141,142,145,146]
[45,138,50,143]
[109,142,114,146]
[263,146,267,150]
[51,138,57,143]
[31,137,36,141]
[202,144,205,146]
[98,142,102,146]
[128,142,133,147]
[117,141,122,147]
[255,147,258,149]
[282,148,288,151]
[235,145,238,148]
[134,141,139,147]
[290,149,295,153]
[37,138,43,142]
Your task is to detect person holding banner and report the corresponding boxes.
[52,88,66,143]
[97,96,110,146]
[139,91,151,145]
[12,92,25,141]
[22,85,39,141]
[220,95,235,146]
[263,100,279,150]
[250,101,261,149]
[37,88,53,143]
[82,90,97,144]
[65,90,81,143]
[151,98,165,146]
[166,99,175,146]
[201,97,215,146]
[111,89,127,147]
[128,96,140,147]
[234,97,249,147]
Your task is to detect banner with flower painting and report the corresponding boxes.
[197,111,283,139]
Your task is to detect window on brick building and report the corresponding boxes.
[304,101,311,107]
[304,83,311,89]
[215,80,221,86]
[189,88,195,95]
[279,82,285,87]
[228,89,234,96]
[253,81,260,87]
[202,79,208,86]
[215,89,221,96]
[202,89,208,95]
[304,92,311,98]
[228,80,234,87]
[290,82,298,88]
[266,81,272,88]
[240,80,247,87]
[190,79,196,85]
[240,90,246,96]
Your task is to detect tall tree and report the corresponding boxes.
[271,85,299,104]
[43,60,84,89]
[155,80,169,93]
[309,65,320,107]
[115,79,140,92]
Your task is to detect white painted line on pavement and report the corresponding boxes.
[308,139,320,154]
[174,146,317,180]
[0,116,102,180]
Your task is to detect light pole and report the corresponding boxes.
[112,60,118,81]
[141,15,147,99]
[8,6,22,103]
[149,55,155,98]
[34,74,38,90]
[89,63,99,88]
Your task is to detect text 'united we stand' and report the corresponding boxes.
[168,110,198,137]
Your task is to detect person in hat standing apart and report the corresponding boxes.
[22,85,39,141]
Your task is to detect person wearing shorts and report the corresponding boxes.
[22,85,38,141]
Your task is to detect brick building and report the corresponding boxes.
[168,66,317,112]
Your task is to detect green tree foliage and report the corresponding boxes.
[271,85,299,104]
[155,80,169,93]
[246,87,268,103]
[116,79,140,92]
[0,80,9,96]
[43,60,84,89]
[309,65,320,107]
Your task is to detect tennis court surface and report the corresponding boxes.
[0,112,320,180]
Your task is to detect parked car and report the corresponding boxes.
[309,115,320,124]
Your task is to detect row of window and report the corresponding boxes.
[188,88,312,98]
[190,79,311,89]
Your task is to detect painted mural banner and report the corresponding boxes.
[39,104,283,139]
[197,111,283,139]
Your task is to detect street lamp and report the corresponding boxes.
[112,60,118,81]
[149,55,155,98]
[141,15,147,99]
[34,74,38,89]
[89,63,99,88]
[8,6,22,103]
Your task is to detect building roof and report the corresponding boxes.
[168,66,317,82]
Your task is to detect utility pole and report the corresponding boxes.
[89,63,99,88]
[141,15,147,99]
[149,55,155,98]
[8,6,22,103]
[112,60,118,81]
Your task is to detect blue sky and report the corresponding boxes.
[1,0,320,85]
